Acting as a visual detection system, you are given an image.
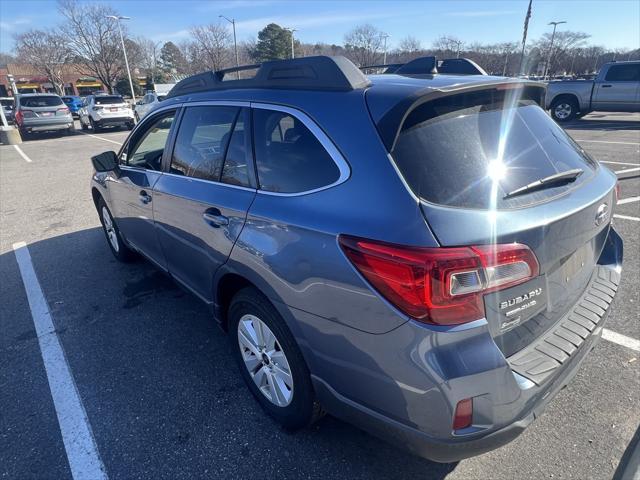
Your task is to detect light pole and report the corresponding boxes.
[220,15,240,78]
[381,34,389,64]
[454,40,463,58]
[544,20,566,79]
[106,15,136,103]
[284,28,297,59]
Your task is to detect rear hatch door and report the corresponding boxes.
[388,87,618,356]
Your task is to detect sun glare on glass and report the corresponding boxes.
[487,160,507,182]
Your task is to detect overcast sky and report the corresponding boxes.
[1,0,638,54]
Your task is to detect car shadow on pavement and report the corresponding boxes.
[2,227,459,480]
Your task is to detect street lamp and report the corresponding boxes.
[106,15,136,103]
[381,34,389,64]
[454,40,463,58]
[544,20,567,79]
[220,15,240,78]
[284,27,297,59]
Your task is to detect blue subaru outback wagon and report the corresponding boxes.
[89,56,623,462]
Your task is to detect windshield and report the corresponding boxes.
[392,93,597,210]
[20,96,63,108]
[95,96,125,105]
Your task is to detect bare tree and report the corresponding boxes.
[344,24,385,66]
[135,37,163,80]
[533,30,590,75]
[58,0,127,93]
[189,23,232,72]
[14,29,71,94]
[432,35,464,57]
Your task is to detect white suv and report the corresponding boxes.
[79,94,135,131]
[134,92,167,121]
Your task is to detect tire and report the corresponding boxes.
[67,122,76,134]
[18,126,29,139]
[81,120,88,131]
[550,97,579,122]
[126,121,134,130]
[90,117,100,131]
[229,287,323,430]
[97,198,137,263]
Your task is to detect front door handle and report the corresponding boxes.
[601,84,612,88]
[203,209,229,227]
[139,190,152,204]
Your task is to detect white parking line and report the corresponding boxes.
[13,145,32,163]
[614,214,640,222]
[618,196,639,205]
[602,329,640,352]
[80,132,123,146]
[600,161,640,167]
[616,167,640,175]
[574,139,640,146]
[12,242,108,480]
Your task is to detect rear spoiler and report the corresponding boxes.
[360,56,487,76]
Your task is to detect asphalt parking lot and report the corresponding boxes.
[1,112,638,480]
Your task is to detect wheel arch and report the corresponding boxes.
[91,186,103,212]
[550,93,580,110]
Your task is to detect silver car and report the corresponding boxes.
[15,93,74,136]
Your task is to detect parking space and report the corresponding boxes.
[1,112,638,479]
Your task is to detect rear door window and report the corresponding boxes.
[252,109,339,193]
[170,106,239,181]
[604,64,640,81]
[391,90,597,209]
[20,96,63,107]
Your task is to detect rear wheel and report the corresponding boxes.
[229,287,323,430]
[551,97,579,122]
[81,120,88,131]
[90,117,100,131]
[97,198,137,262]
[67,122,76,134]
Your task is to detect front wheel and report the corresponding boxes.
[97,199,137,262]
[229,287,323,430]
[551,98,579,122]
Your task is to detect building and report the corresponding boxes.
[0,64,105,97]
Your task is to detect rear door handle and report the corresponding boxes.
[601,84,612,88]
[139,190,152,204]
[203,209,229,227]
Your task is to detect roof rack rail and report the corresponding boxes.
[359,56,487,76]
[166,55,371,98]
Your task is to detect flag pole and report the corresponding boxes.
[519,0,533,75]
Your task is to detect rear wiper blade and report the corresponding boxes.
[503,168,584,199]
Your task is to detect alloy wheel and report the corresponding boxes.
[554,103,572,120]
[237,314,294,407]
[101,206,119,253]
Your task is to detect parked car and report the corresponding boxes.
[546,61,640,121]
[14,93,74,136]
[79,94,135,131]
[1,97,15,123]
[134,92,167,121]
[89,56,623,462]
[61,95,84,117]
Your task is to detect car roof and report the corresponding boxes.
[19,93,61,97]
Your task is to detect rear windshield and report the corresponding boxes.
[95,96,125,105]
[20,96,63,108]
[392,90,597,209]
[1,99,14,107]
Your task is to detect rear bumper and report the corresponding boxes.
[94,116,132,126]
[303,227,623,462]
[21,117,73,131]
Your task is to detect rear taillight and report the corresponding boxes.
[453,398,473,430]
[92,106,103,111]
[56,107,69,115]
[19,109,35,119]
[339,236,539,326]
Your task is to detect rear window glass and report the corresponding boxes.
[95,96,124,105]
[1,99,14,107]
[392,91,597,209]
[20,96,63,107]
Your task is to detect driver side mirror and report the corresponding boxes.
[91,151,119,172]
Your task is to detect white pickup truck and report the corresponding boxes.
[546,61,640,121]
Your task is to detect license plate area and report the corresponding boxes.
[110,107,118,112]
[41,111,53,117]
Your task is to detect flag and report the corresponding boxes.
[522,0,533,48]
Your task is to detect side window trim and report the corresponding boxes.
[250,102,351,197]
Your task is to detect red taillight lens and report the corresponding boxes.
[18,109,35,120]
[453,398,473,430]
[339,236,539,326]
[57,107,70,115]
